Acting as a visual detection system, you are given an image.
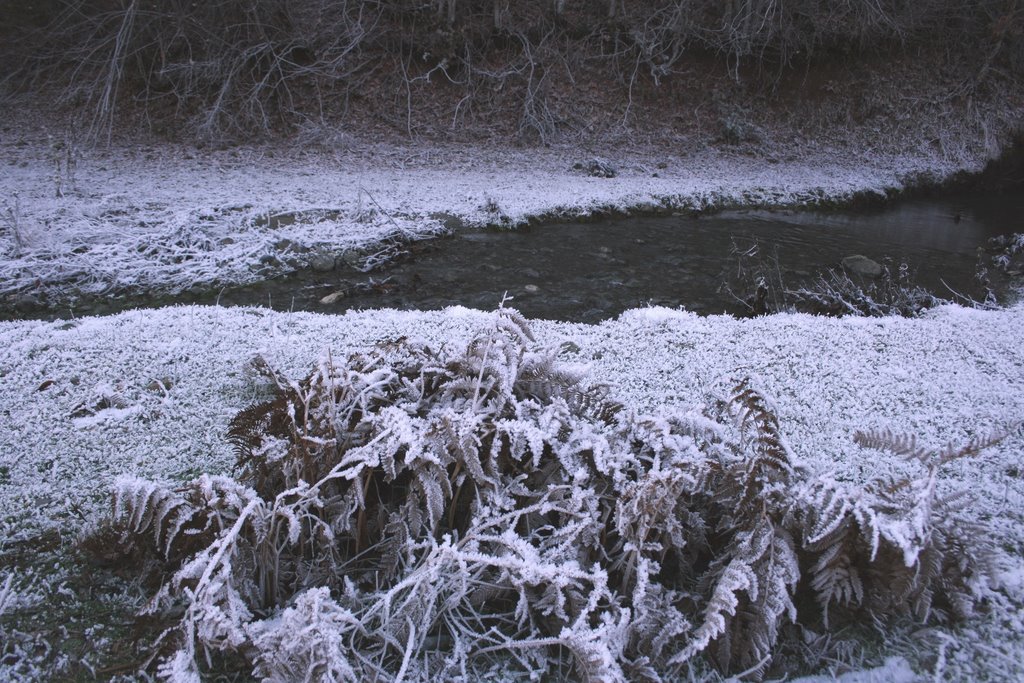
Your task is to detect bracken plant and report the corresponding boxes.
[95,307,1007,681]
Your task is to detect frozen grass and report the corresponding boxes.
[0,181,447,304]
[0,302,1022,680]
[1,124,1022,679]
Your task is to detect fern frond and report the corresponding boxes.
[807,516,866,626]
[112,476,195,560]
[936,427,1014,463]
[626,583,693,666]
[247,587,363,682]
[728,379,794,478]
[494,306,536,344]
[670,522,773,666]
[714,525,799,673]
[855,425,1014,467]
[853,428,931,464]
[563,626,627,683]
[564,385,625,427]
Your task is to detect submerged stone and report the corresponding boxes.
[309,252,336,272]
[841,254,884,278]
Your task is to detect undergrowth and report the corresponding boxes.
[4,1,1020,142]
[978,233,1024,305]
[89,307,1009,681]
[724,238,950,317]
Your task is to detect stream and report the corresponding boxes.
[10,194,1024,323]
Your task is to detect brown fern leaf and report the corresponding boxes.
[715,526,799,675]
[563,385,625,426]
[563,629,626,683]
[936,426,1015,463]
[728,379,794,479]
[856,425,1016,467]
[864,541,943,621]
[228,399,291,461]
[378,512,411,580]
[806,518,867,626]
[515,350,585,399]
[625,585,694,667]
[929,515,996,619]
[494,305,536,344]
[671,521,773,667]
[110,477,207,562]
[853,428,930,464]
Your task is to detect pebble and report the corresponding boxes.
[320,291,346,305]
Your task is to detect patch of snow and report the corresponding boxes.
[790,656,921,683]
[71,404,145,429]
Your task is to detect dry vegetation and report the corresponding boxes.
[89,307,1012,681]
[2,1,1022,143]
[723,239,955,317]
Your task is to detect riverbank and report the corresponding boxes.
[1,302,1022,680]
[2,118,1014,316]
[2,107,1024,679]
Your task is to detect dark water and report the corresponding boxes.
[12,194,1024,323]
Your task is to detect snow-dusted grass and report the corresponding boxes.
[1,125,1022,679]
[0,133,979,305]
[1,302,1022,680]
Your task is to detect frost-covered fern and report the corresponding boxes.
[91,308,1008,681]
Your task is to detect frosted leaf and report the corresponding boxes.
[247,587,362,682]
[156,650,202,683]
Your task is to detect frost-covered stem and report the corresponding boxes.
[620,541,639,596]
[325,350,339,431]
[473,636,564,656]
[343,371,394,427]
[176,497,261,664]
[915,463,940,546]
[471,338,493,413]
[297,382,313,433]
[0,573,15,617]
[196,499,261,590]
[270,427,393,509]
[461,499,568,538]
[94,0,137,142]
[362,541,448,623]
[394,620,416,683]
[357,186,407,236]
[3,193,24,256]
[732,654,772,681]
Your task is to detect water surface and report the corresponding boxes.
[11,194,1023,322]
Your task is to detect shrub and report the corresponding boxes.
[95,307,1006,681]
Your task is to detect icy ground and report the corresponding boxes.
[0,301,1022,681]
[0,131,982,305]
[1,129,1022,679]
